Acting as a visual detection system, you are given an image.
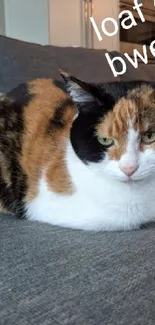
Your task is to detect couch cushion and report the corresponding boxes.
[0,36,117,92]
[0,213,155,325]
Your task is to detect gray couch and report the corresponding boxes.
[0,36,155,325]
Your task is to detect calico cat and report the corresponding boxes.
[1,72,155,231]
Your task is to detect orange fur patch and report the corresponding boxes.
[19,79,77,200]
[96,85,155,160]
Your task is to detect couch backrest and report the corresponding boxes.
[0,36,154,93]
[0,36,117,92]
[111,51,155,82]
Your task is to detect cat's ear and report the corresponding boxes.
[60,70,97,104]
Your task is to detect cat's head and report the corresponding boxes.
[61,71,155,183]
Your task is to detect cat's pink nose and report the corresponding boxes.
[120,165,139,176]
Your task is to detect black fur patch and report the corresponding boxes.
[53,80,66,92]
[0,82,33,215]
[7,82,32,107]
[47,98,74,132]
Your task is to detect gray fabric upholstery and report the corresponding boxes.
[0,36,155,325]
[1,213,155,325]
[111,51,155,82]
[0,35,117,93]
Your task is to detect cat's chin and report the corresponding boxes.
[120,179,131,183]
[119,176,149,183]
[117,178,136,184]
[113,175,142,183]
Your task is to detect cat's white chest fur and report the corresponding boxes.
[27,143,155,231]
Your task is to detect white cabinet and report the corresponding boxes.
[49,0,83,47]
[92,0,119,50]
[1,0,120,50]
[49,0,119,50]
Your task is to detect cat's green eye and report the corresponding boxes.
[98,137,114,147]
[141,131,155,144]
